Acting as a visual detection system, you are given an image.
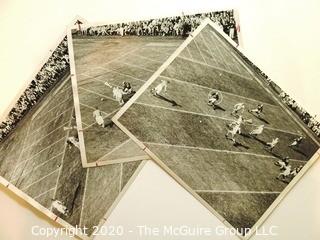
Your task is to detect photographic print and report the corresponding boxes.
[0,45,147,238]
[112,18,320,238]
[68,10,239,167]
[0,10,242,239]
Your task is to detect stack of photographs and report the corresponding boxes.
[0,9,319,240]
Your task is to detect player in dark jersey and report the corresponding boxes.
[249,104,264,117]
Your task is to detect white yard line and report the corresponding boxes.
[199,32,219,65]
[211,29,320,146]
[135,101,300,136]
[10,152,64,182]
[51,110,74,204]
[130,53,163,63]
[79,168,89,227]
[9,124,32,182]
[51,84,73,100]
[109,69,147,83]
[22,122,69,151]
[34,187,55,200]
[144,42,181,48]
[79,87,118,103]
[78,73,92,78]
[80,103,109,115]
[195,190,281,194]
[97,139,131,161]
[51,78,71,96]
[10,137,65,172]
[94,66,146,83]
[207,32,234,73]
[81,122,89,127]
[193,38,207,64]
[143,142,307,163]
[141,47,176,59]
[88,46,143,78]
[160,74,276,108]
[177,55,253,82]
[114,61,154,73]
[186,46,194,60]
[29,107,72,136]
[33,96,72,121]
[88,75,142,90]
[69,204,82,217]
[20,168,59,191]
[31,85,72,121]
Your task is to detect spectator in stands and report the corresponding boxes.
[2,10,320,141]
[82,11,238,41]
[0,37,69,141]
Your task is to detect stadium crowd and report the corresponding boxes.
[279,91,320,136]
[1,10,319,142]
[0,11,237,142]
[236,49,320,138]
[79,11,238,41]
[0,37,69,141]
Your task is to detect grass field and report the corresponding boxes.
[116,24,319,232]
[72,35,185,165]
[0,74,144,236]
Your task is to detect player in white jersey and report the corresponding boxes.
[289,136,303,148]
[227,115,243,133]
[93,108,105,127]
[225,123,241,143]
[63,126,77,131]
[51,200,68,215]
[151,80,168,96]
[105,81,124,105]
[67,136,80,150]
[231,103,245,116]
[275,156,289,170]
[249,125,264,137]
[277,164,292,181]
[265,138,279,151]
[113,86,125,105]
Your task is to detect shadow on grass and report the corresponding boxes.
[210,104,226,112]
[248,135,267,145]
[263,148,284,159]
[155,94,182,107]
[291,147,307,157]
[249,112,270,124]
[234,141,250,150]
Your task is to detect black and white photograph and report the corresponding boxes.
[0,9,244,239]
[112,18,320,237]
[0,35,148,238]
[69,10,239,167]
[1,1,320,240]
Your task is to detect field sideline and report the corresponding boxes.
[71,35,185,166]
[114,23,319,233]
[0,73,145,237]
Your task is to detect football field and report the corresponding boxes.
[71,35,185,166]
[0,74,145,236]
[114,22,319,233]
